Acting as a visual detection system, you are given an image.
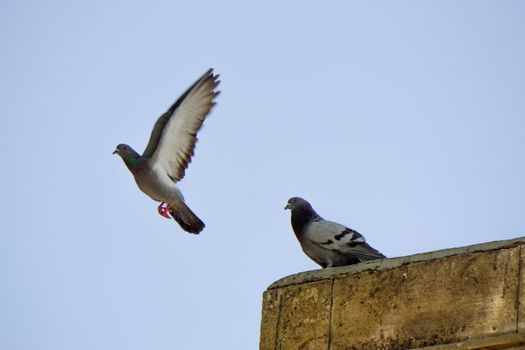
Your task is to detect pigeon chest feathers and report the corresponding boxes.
[132,162,182,203]
[290,206,321,238]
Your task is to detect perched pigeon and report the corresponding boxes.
[285,197,385,268]
[113,69,220,234]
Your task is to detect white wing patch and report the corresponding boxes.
[151,71,219,181]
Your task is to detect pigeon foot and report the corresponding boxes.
[157,202,173,219]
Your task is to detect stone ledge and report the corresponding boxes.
[260,237,525,350]
[268,237,525,290]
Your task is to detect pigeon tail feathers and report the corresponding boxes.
[169,201,205,234]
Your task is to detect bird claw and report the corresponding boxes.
[157,202,173,219]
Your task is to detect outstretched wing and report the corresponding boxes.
[143,69,220,181]
[304,220,385,261]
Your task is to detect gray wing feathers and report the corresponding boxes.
[342,242,385,261]
[145,69,220,181]
[142,111,170,159]
[305,220,384,261]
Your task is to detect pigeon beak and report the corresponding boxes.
[112,149,118,155]
[284,203,291,210]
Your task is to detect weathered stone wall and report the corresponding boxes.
[260,237,525,350]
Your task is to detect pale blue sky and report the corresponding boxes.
[1,1,524,349]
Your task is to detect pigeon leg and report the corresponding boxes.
[157,202,172,219]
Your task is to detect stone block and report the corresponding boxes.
[260,237,525,350]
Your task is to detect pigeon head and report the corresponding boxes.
[113,144,142,169]
[285,197,311,211]
[285,197,321,237]
[113,143,131,155]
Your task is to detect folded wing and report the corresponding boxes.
[143,69,220,181]
[305,220,385,261]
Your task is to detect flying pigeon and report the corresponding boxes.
[285,197,385,268]
[113,69,220,234]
